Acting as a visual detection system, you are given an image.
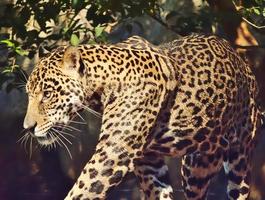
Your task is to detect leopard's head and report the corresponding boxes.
[23,46,86,146]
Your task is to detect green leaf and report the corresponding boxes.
[72,0,79,8]
[70,33,80,46]
[2,68,12,74]
[2,65,19,74]
[15,47,29,56]
[95,25,105,38]
[253,8,261,15]
[0,39,15,48]
[255,0,263,6]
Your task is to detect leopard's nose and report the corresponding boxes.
[23,114,37,129]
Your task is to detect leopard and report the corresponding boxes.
[23,34,263,200]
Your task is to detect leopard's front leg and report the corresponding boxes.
[65,141,132,200]
[65,85,167,200]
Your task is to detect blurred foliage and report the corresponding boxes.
[0,0,159,91]
[235,0,265,28]
[239,0,265,18]
[0,0,265,92]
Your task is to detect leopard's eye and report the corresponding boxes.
[42,91,52,102]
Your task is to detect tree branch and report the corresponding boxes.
[235,44,265,49]
[242,17,265,29]
[147,13,180,36]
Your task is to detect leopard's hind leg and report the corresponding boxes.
[223,104,261,200]
[181,150,224,200]
[134,153,174,200]
[223,146,252,200]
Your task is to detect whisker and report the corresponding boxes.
[46,131,52,150]
[17,133,28,143]
[54,124,81,132]
[48,130,62,149]
[54,129,76,138]
[18,68,28,83]
[56,135,72,159]
[18,132,30,152]
[13,83,26,88]
[29,136,33,159]
[38,143,44,150]
[53,137,58,149]
[49,131,57,150]
[69,120,87,125]
[51,128,72,144]
[53,125,74,132]
[55,138,62,148]
[23,135,29,152]
[75,112,86,122]
[80,104,102,118]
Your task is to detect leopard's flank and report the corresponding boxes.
[23,34,262,200]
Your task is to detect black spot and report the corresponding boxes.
[100,134,110,141]
[109,170,123,185]
[132,143,142,149]
[157,137,175,144]
[73,194,83,200]
[103,159,114,167]
[117,159,130,166]
[209,135,217,143]
[241,186,249,195]
[192,106,201,115]
[212,126,221,135]
[101,168,113,177]
[235,158,246,171]
[118,152,128,159]
[229,189,239,199]
[185,145,198,154]
[200,142,210,151]
[54,80,59,86]
[187,177,198,186]
[229,150,239,162]
[56,85,62,91]
[219,137,228,148]
[185,189,197,198]
[175,139,192,150]
[78,59,85,76]
[206,120,215,128]
[150,145,170,154]
[206,87,214,96]
[158,173,170,185]
[228,171,242,185]
[88,168,98,179]
[89,180,104,194]
[193,127,209,142]
[78,180,85,189]
[193,116,203,127]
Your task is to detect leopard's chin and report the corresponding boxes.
[36,134,58,146]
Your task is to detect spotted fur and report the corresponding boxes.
[23,34,262,200]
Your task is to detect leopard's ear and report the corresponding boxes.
[63,46,80,69]
[62,46,85,76]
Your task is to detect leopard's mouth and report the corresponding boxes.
[19,123,75,158]
[33,125,66,146]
